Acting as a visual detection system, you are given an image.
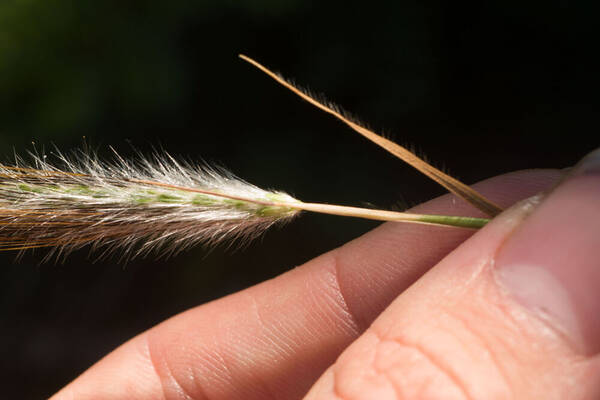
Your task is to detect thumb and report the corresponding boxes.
[306,149,600,400]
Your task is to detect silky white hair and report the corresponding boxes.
[0,149,300,261]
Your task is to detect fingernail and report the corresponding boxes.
[495,147,600,355]
[571,147,600,176]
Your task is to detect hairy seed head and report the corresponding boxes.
[0,150,300,260]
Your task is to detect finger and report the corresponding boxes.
[306,152,600,399]
[331,169,561,329]
[51,169,561,400]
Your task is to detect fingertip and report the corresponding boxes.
[495,149,600,355]
[305,165,597,398]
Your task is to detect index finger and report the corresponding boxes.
[51,169,561,400]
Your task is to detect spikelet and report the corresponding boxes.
[0,149,300,260]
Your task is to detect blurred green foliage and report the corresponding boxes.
[0,0,305,144]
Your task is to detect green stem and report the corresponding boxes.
[284,201,490,229]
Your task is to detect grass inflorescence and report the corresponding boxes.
[0,150,301,260]
[0,148,489,261]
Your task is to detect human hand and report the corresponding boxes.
[51,151,600,399]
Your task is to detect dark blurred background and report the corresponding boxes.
[0,1,596,398]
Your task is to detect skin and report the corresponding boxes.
[51,166,600,400]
